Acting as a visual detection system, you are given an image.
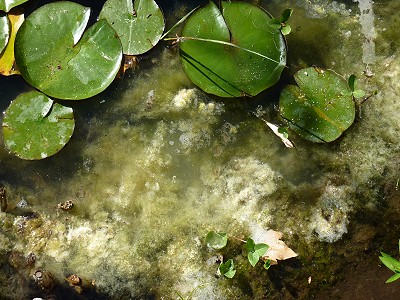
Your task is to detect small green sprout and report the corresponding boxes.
[205,231,272,278]
[379,240,400,283]
[245,238,269,267]
[342,74,366,99]
[268,8,293,35]
[218,259,236,278]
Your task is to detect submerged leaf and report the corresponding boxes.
[2,91,75,160]
[15,1,122,100]
[99,0,165,55]
[180,1,286,97]
[279,67,355,143]
[205,231,228,249]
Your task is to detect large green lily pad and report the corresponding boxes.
[0,0,28,12]
[0,12,9,53]
[99,0,164,55]
[2,91,75,160]
[279,67,355,143]
[180,1,286,98]
[14,1,122,100]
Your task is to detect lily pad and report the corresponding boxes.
[179,1,286,97]
[2,90,75,160]
[14,1,122,100]
[99,0,164,55]
[0,0,28,13]
[279,67,355,143]
[0,12,9,53]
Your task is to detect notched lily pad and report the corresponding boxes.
[180,1,286,98]
[2,90,75,160]
[15,1,122,100]
[279,67,355,143]
[99,0,164,55]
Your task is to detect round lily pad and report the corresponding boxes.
[99,0,165,55]
[2,91,75,160]
[279,67,355,143]
[14,1,122,100]
[0,12,9,53]
[0,0,28,13]
[180,1,286,98]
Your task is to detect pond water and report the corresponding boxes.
[1,0,400,299]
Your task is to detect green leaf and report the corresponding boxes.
[245,238,256,253]
[279,67,355,143]
[267,18,282,30]
[263,260,271,270]
[348,74,356,92]
[180,1,286,97]
[352,89,365,98]
[15,1,122,100]
[0,0,28,13]
[247,251,259,267]
[254,243,269,257]
[386,273,400,283]
[380,252,400,272]
[99,0,164,55]
[281,24,291,35]
[0,12,9,53]
[280,8,292,23]
[205,231,228,250]
[2,91,75,160]
[219,259,236,278]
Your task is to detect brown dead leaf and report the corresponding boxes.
[261,229,297,264]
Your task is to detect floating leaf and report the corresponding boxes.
[279,67,355,143]
[15,1,122,100]
[205,231,228,250]
[0,0,28,13]
[0,12,9,53]
[99,0,164,55]
[0,10,23,75]
[219,259,236,278]
[180,1,286,97]
[2,91,75,160]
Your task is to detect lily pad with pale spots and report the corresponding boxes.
[2,90,75,160]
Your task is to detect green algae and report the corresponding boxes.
[1,0,400,298]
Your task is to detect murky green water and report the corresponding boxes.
[1,0,400,299]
